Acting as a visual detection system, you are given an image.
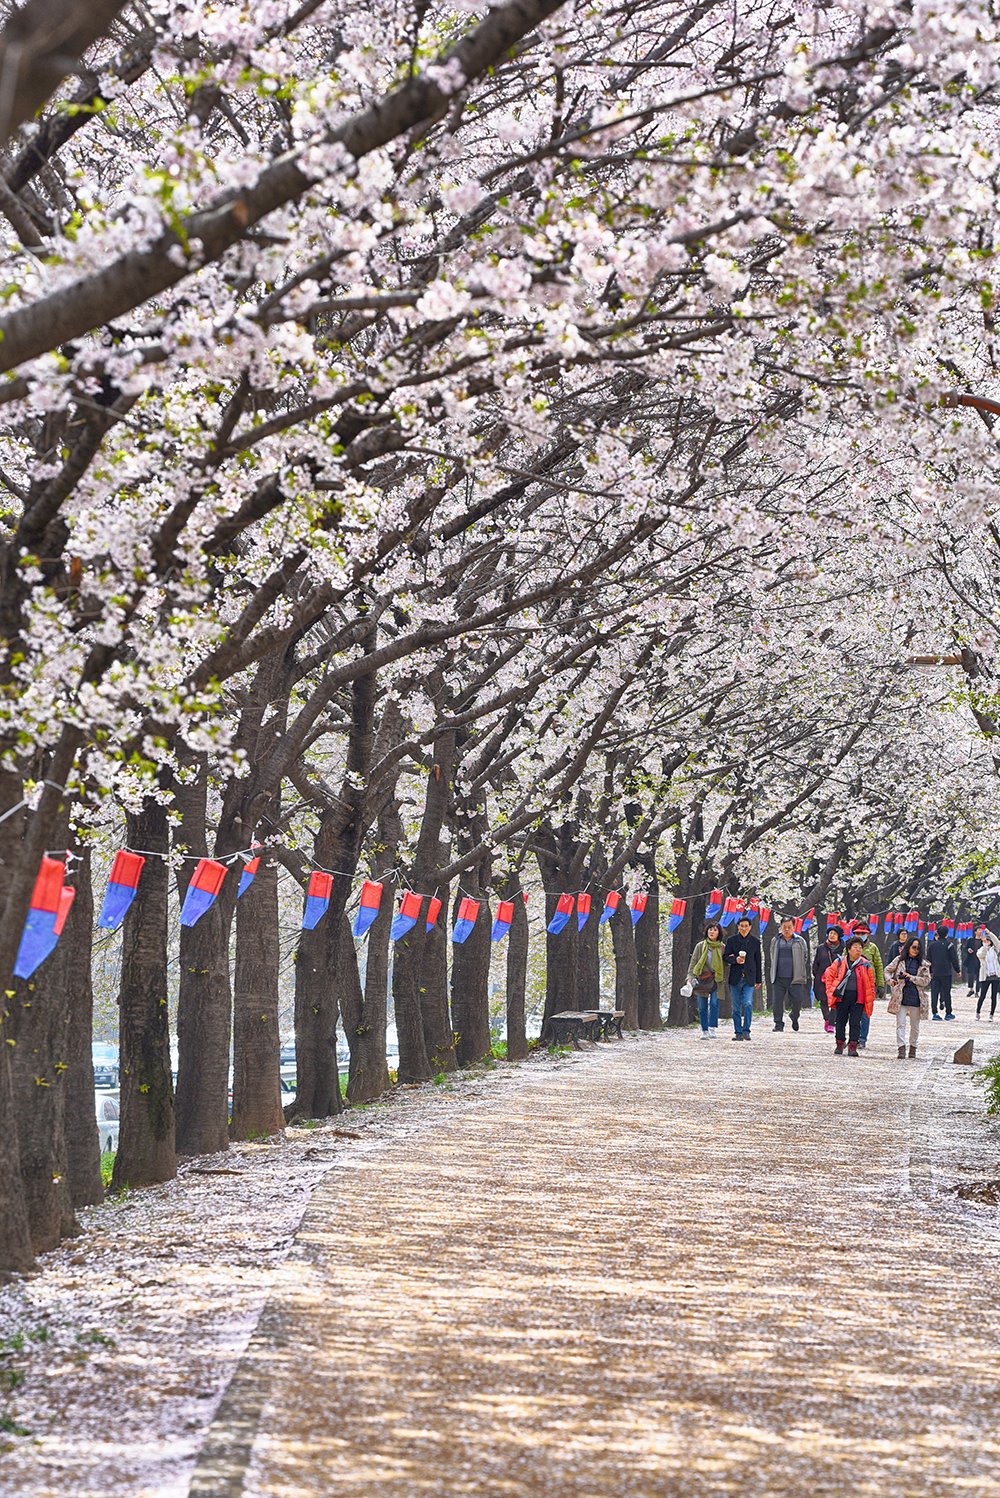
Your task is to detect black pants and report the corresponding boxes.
[977,977,999,1017]
[815,983,831,1024]
[834,998,864,1046]
[772,977,802,1029]
[930,977,953,1016]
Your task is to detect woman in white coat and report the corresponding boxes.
[976,925,1000,1021]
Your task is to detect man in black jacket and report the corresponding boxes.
[927,924,960,1020]
[723,914,762,1041]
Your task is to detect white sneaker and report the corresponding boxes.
[709,1026,718,1036]
[699,1030,711,1039]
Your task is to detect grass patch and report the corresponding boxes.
[0,1413,30,1437]
[100,1151,115,1188]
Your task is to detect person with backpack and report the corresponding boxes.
[927,924,960,1021]
[687,920,727,1038]
[812,925,843,1033]
[823,934,876,1057]
[723,913,762,1040]
[886,935,932,1058]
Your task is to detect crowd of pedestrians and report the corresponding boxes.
[685,913,1000,1056]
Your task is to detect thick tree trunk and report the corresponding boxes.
[636,870,661,1029]
[611,905,639,1030]
[113,800,176,1190]
[175,887,236,1156]
[421,895,456,1072]
[10,910,78,1253]
[63,848,102,1208]
[505,889,529,1061]
[451,878,492,1066]
[393,919,433,1083]
[0,1039,33,1275]
[667,880,703,1027]
[231,855,284,1140]
[577,887,601,1012]
[342,911,388,1104]
[292,909,343,1118]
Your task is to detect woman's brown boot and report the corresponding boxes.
[897,1045,906,1059]
[908,1045,917,1059]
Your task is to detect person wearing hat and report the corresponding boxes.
[723,913,762,1040]
[850,920,884,1051]
[812,925,843,1033]
[824,935,876,1057]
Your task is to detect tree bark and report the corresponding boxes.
[231,855,284,1140]
[63,847,102,1208]
[611,905,639,1030]
[636,868,662,1029]
[451,876,492,1066]
[342,910,388,1104]
[292,908,343,1118]
[577,886,601,1012]
[505,888,529,1061]
[112,799,176,1189]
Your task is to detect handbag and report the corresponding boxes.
[692,945,717,994]
[887,991,901,1015]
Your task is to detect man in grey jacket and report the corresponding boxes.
[770,916,810,1031]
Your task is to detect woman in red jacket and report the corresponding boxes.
[824,934,876,1057]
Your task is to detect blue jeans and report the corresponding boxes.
[730,979,754,1035]
[860,1009,870,1045]
[697,990,719,1032]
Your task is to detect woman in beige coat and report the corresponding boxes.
[886,936,931,1059]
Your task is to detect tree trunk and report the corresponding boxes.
[112,800,176,1190]
[421,894,456,1072]
[577,888,601,1012]
[231,855,284,1140]
[63,847,102,1208]
[451,878,492,1066]
[393,917,433,1083]
[292,909,343,1118]
[175,886,235,1156]
[667,881,703,1027]
[10,911,78,1253]
[611,905,639,1030]
[342,911,388,1104]
[505,889,529,1061]
[636,869,661,1029]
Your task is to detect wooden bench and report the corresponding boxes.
[551,1011,602,1048]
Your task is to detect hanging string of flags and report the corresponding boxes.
[11,842,985,984]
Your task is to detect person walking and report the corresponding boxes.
[963,934,980,997]
[886,935,931,1057]
[850,920,885,1051]
[723,913,762,1040]
[885,927,909,971]
[976,925,1000,1021]
[769,916,809,1032]
[687,920,727,1038]
[824,934,876,1057]
[927,924,960,1021]
[812,925,843,1033]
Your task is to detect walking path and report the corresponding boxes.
[191,1017,1000,1498]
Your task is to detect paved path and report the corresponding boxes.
[194,1017,1000,1497]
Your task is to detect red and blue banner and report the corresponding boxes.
[758,905,771,931]
[453,896,480,944]
[631,893,647,926]
[705,889,723,919]
[547,893,574,935]
[801,907,815,932]
[97,849,145,931]
[353,880,383,938]
[302,870,334,930]
[179,858,227,928]
[905,909,919,932]
[576,892,591,931]
[237,856,259,899]
[491,899,515,942]
[426,895,442,932]
[390,889,423,941]
[720,896,740,928]
[826,911,840,931]
[14,857,72,979]
[867,912,880,934]
[667,897,686,933]
[599,891,620,925]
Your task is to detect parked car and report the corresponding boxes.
[92,1043,119,1088]
[95,1092,119,1154]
